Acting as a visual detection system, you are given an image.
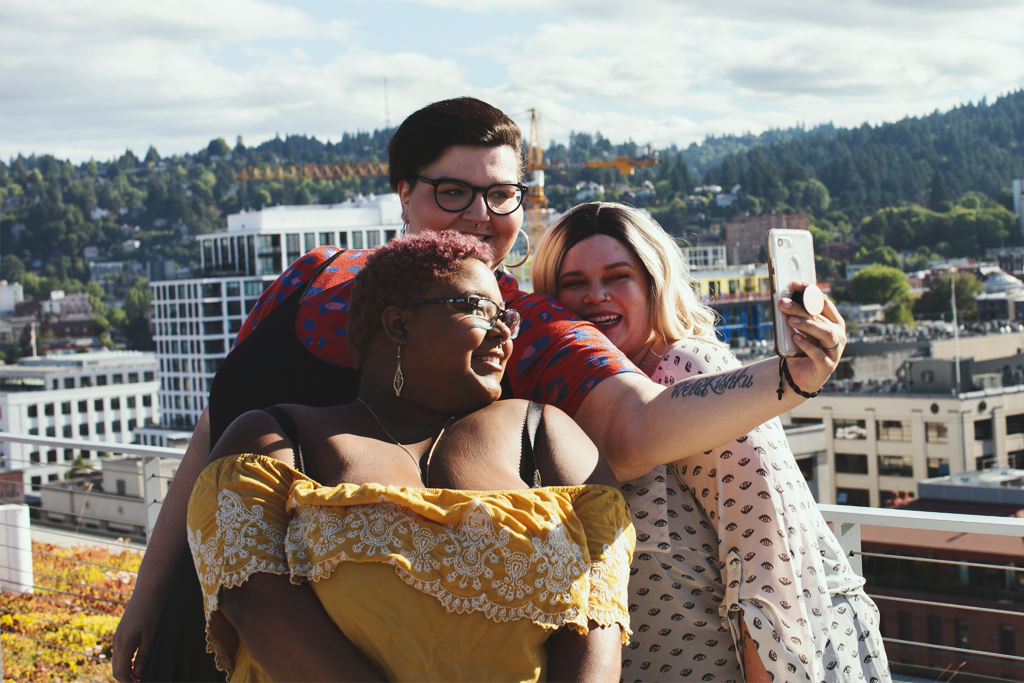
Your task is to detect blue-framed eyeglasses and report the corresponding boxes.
[407,295,521,339]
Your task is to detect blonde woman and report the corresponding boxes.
[534,202,889,683]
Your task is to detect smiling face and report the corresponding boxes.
[402,258,512,413]
[556,234,655,365]
[398,145,523,269]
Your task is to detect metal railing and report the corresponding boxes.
[0,433,185,540]
[820,504,1024,680]
[0,433,181,681]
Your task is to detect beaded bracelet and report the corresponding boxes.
[777,357,822,400]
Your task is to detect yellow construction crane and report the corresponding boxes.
[234,109,658,246]
[234,162,388,181]
[521,109,657,244]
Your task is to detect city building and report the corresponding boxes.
[722,213,809,265]
[150,197,402,430]
[687,264,774,344]
[38,455,178,539]
[784,356,1024,507]
[0,281,24,316]
[975,269,1024,322]
[133,424,193,449]
[989,246,1024,280]
[819,241,858,263]
[0,351,160,492]
[835,303,885,327]
[680,244,727,271]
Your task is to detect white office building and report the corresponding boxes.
[0,351,160,492]
[680,244,727,271]
[149,196,403,430]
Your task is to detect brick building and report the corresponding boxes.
[722,213,809,265]
[862,476,1024,681]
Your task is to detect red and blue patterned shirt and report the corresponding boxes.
[236,246,640,418]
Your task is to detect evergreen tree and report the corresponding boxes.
[675,157,695,195]
[929,169,948,209]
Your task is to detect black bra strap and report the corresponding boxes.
[298,248,347,300]
[520,401,544,488]
[263,406,304,474]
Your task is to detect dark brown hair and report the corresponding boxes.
[386,97,523,190]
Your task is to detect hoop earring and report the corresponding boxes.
[503,229,531,269]
[394,345,404,396]
[401,222,409,238]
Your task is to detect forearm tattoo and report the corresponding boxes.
[669,367,754,399]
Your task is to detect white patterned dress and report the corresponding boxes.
[620,340,890,683]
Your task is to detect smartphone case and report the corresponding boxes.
[767,229,817,357]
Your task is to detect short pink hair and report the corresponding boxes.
[348,231,493,366]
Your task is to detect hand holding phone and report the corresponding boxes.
[767,229,817,357]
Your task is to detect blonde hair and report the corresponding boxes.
[533,202,724,348]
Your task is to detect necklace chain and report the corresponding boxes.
[637,339,665,373]
[356,398,420,467]
[356,398,454,480]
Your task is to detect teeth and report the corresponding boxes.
[587,315,620,325]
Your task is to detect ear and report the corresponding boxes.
[381,305,410,345]
[397,180,412,226]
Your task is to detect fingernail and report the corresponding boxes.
[793,332,804,341]
[787,315,799,326]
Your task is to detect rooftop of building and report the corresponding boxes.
[0,350,157,377]
[936,467,1024,488]
[220,194,403,234]
[916,468,1024,508]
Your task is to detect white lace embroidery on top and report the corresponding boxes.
[189,489,289,617]
[586,528,633,626]
[187,488,290,675]
[284,494,632,636]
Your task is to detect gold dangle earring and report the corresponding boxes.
[394,344,404,396]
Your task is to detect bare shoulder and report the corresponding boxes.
[208,408,300,468]
[535,403,617,487]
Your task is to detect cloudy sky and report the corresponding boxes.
[2,0,1023,162]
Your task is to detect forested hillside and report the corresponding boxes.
[701,90,1024,220]
[1,90,1021,315]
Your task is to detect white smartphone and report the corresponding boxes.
[767,228,817,358]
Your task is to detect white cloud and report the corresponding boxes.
[1,0,1022,162]
[0,1,468,159]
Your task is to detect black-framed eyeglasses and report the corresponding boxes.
[414,176,528,215]
[406,295,521,339]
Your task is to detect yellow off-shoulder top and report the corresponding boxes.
[186,454,635,682]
